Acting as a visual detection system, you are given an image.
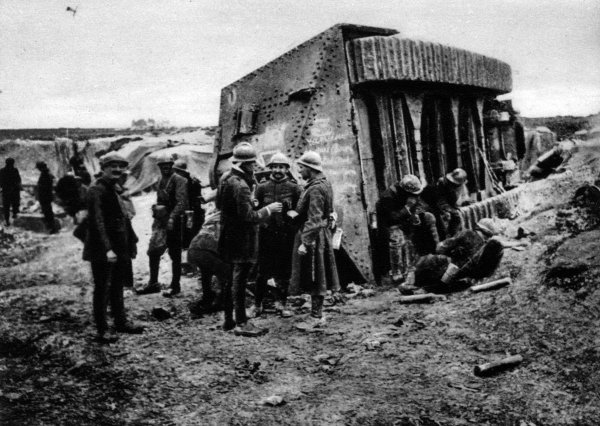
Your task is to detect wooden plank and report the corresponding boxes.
[390,95,410,175]
[351,97,379,214]
[404,93,425,183]
[375,94,399,188]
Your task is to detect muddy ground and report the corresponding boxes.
[1,144,600,425]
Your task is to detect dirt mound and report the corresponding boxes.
[543,229,600,291]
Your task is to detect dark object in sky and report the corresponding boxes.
[66,6,77,17]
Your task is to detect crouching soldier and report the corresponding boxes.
[414,218,504,293]
[248,152,301,318]
[376,175,439,285]
[289,151,342,331]
[187,208,230,316]
[84,153,143,343]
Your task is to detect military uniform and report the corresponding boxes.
[0,159,21,226]
[218,166,271,327]
[290,172,340,318]
[422,176,464,239]
[254,175,301,309]
[148,171,188,291]
[83,176,138,336]
[376,176,439,283]
[36,163,57,233]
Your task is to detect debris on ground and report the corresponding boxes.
[260,395,285,406]
[151,306,172,321]
[474,354,524,377]
[470,277,512,293]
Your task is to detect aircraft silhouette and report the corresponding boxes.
[66,6,77,17]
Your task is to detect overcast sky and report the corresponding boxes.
[1,0,599,128]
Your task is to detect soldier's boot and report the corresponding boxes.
[163,251,182,297]
[200,269,216,307]
[294,296,326,331]
[115,321,145,334]
[96,330,118,344]
[136,255,161,295]
[274,279,292,317]
[222,280,236,331]
[389,226,406,283]
[233,321,268,337]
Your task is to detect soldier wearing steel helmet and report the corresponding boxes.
[217,142,283,336]
[248,152,302,319]
[422,167,469,239]
[376,174,440,285]
[83,153,143,343]
[137,154,188,297]
[289,151,341,331]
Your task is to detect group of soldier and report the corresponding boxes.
[2,143,510,344]
[375,168,507,294]
[0,157,60,233]
[85,142,341,342]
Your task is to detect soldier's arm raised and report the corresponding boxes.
[233,181,281,222]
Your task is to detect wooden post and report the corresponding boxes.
[399,293,446,304]
[474,354,523,377]
[470,277,512,293]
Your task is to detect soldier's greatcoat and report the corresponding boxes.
[290,173,340,296]
[83,177,137,262]
[217,167,269,263]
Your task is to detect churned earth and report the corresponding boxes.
[1,143,599,425]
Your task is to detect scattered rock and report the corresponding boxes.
[151,307,172,321]
[260,395,286,406]
[364,340,381,351]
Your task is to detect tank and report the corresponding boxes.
[213,23,514,283]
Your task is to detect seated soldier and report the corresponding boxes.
[414,218,505,293]
[376,175,440,285]
[421,168,469,239]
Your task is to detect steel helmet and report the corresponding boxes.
[476,218,499,237]
[100,152,129,168]
[173,159,188,171]
[156,154,175,166]
[232,142,257,163]
[399,174,423,195]
[267,152,291,168]
[297,151,323,172]
[446,168,468,185]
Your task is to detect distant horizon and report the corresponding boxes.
[1,110,599,131]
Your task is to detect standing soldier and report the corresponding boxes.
[422,168,468,239]
[217,142,282,336]
[248,152,301,318]
[376,175,439,285]
[83,153,143,343]
[35,161,58,234]
[289,151,341,331]
[136,155,188,297]
[0,158,22,226]
[172,160,205,249]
